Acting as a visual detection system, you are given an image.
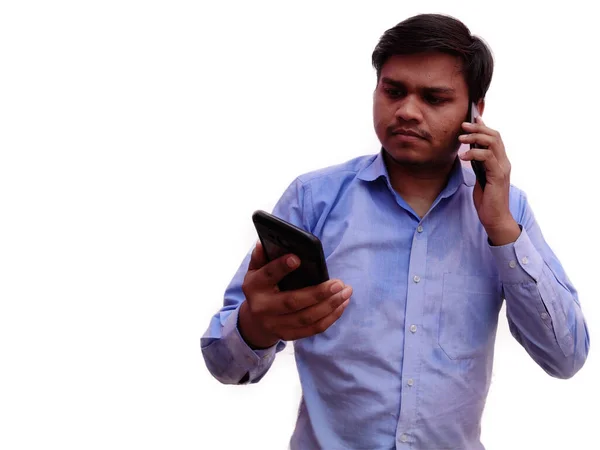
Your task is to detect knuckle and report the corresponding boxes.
[298,314,313,327]
[317,287,330,301]
[282,294,298,312]
[263,264,276,280]
[241,279,253,299]
[330,295,343,311]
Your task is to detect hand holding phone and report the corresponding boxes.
[252,210,329,291]
[236,211,352,348]
[468,102,487,190]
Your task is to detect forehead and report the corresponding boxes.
[380,52,467,91]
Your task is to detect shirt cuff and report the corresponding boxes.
[221,305,281,383]
[488,225,544,284]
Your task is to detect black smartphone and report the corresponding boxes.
[468,101,487,190]
[252,210,329,291]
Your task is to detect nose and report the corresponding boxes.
[394,96,422,123]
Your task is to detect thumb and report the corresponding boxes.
[248,240,268,271]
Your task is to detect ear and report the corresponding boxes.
[476,98,485,116]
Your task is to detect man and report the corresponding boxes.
[201,13,589,449]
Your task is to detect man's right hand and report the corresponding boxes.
[238,241,352,349]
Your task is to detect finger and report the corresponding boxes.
[458,132,495,148]
[253,253,301,289]
[461,119,498,137]
[281,297,350,341]
[460,126,510,168]
[459,147,495,162]
[259,279,345,315]
[459,149,504,178]
[248,241,268,271]
[278,285,353,328]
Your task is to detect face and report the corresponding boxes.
[373,52,471,169]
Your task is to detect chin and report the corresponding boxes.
[383,144,430,166]
[383,145,455,169]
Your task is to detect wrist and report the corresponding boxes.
[485,218,521,246]
[238,301,278,350]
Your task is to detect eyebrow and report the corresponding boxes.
[381,77,456,95]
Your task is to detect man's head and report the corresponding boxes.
[371,14,494,169]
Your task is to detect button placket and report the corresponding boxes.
[397,220,427,443]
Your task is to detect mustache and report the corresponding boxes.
[387,125,432,141]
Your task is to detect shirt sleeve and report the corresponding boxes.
[488,189,590,379]
[200,177,313,384]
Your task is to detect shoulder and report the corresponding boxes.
[295,154,377,188]
[279,154,377,231]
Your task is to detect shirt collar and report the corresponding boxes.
[356,150,388,182]
[357,149,476,191]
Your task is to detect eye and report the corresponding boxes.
[384,87,403,99]
[425,95,447,105]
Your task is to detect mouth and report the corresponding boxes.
[391,129,426,141]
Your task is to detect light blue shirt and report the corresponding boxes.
[201,151,589,449]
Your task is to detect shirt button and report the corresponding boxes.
[541,312,549,320]
[522,256,529,265]
[417,225,424,233]
[413,275,421,283]
[509,260,517,269]
[410,324,417,333]
[407,378,414,386]
[400,433,409,442]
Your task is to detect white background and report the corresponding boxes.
[0,1,598,449]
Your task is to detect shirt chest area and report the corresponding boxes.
[305,190,504,359]
[317,187,501,286]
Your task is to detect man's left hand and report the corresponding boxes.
[459,116,521,246]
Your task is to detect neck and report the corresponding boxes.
[383,151,457,216]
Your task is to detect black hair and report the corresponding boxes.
[371,14,494,102]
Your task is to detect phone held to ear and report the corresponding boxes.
[252,210,329,292]
[469,102,487,190]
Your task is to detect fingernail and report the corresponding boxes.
[341,286,352,299]
[287,256,299,268]
[330,282,343,294]
[341,299,350,308]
